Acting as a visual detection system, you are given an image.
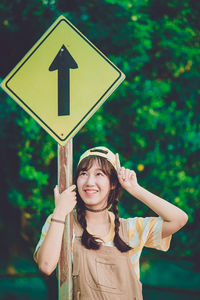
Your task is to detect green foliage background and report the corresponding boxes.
[0,0,199,298]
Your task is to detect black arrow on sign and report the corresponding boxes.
[49,45,78,116]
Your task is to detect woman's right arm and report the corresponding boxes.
[37,185,77,275]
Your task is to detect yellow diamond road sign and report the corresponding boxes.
[1,15,125,145]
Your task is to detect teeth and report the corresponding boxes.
[85,190,97,194]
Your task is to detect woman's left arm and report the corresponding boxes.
[115,154,188,238]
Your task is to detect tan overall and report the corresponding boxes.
[72,215,143,300]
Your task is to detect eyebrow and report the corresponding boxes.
[80,168,104,172]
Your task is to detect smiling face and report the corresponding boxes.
[77,159,111,210]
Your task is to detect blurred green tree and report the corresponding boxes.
[0,0,199,276]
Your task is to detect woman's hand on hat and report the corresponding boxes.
[53,185,77,220]
[115,153,139,193]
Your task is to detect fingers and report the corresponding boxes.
[118,168,135,182]
[115,153,121,171]
[61,185,77,199]
[116,152,126,182]
[67,184,76,192]
[54,184,77,216]
[116,154,132,181]
[118,166,126,182]
[121,167,125,180]
[130,170,136,180]
[116,153,125,181]
[125,168,130,181]
[54,184,77,202]
[55,184,76,193]
[54,185,59,197]
[122,168,130,181]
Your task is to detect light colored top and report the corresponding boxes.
[34,211,171,279]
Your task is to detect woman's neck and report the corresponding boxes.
[85,210,111,237]
[85,209,110,224]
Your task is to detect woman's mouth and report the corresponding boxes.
[84,189,98,196]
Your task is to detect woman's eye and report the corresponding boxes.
[96,172,103,176]
[80,172,87,176]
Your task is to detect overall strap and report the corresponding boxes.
[73,210,83,238]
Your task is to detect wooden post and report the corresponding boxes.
[57,139,73,300]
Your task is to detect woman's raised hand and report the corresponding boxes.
[115,153,139,194]
[53,185,77,220]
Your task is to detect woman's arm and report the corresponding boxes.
[115,154,188,238]
[37,185,77,275]
[128,185,188,238]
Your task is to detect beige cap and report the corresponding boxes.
[78,146,117,170]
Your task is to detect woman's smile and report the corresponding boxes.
[84,188,98,196]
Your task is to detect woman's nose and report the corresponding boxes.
[86,175,95,185]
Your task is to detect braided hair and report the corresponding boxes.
[74,155,132,252]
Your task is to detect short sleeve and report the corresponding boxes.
[127,216,172,252]
[33,214,52,262]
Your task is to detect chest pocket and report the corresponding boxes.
[83,251,127,295]
[96,258,117,289]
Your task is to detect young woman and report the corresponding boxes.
[34,146,188,299]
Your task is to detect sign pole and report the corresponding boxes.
[57,139,73,300]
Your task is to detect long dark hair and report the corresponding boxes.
[74,155,132,252]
